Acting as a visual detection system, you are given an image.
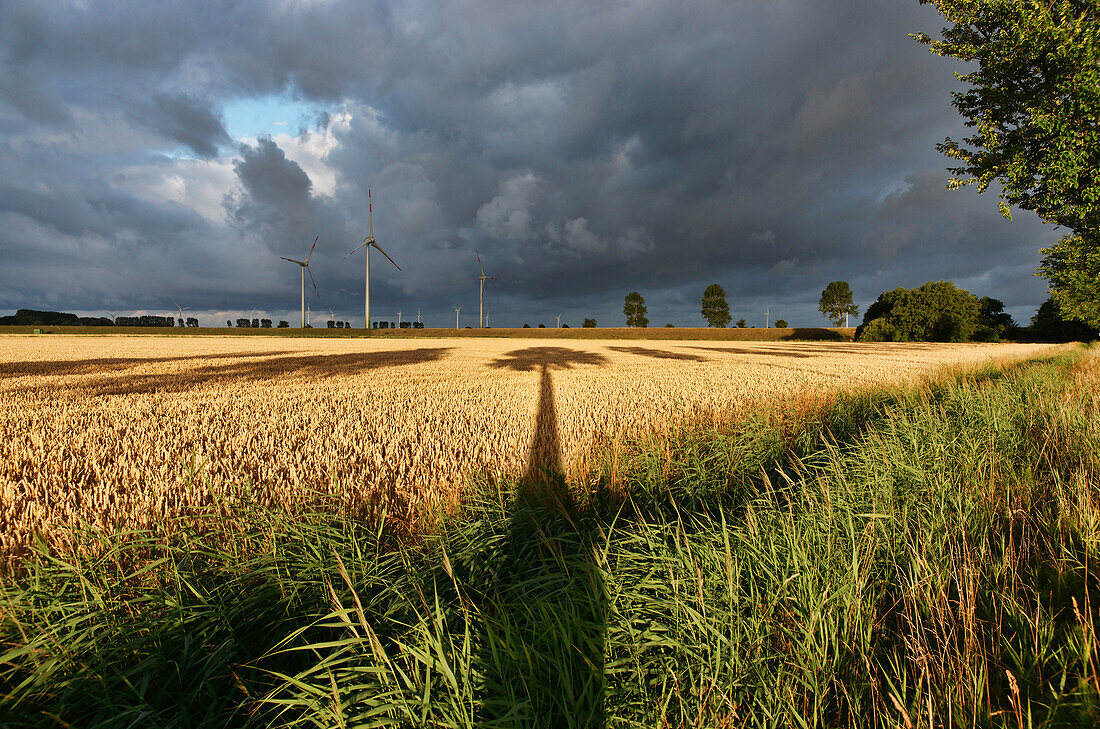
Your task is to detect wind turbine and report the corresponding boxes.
[476,250,496,329]
[764,307,770,328]
[453,305,461,329]
[342,190,400,330]
[174,302,190,327]
[485,310,490,328]
[416,309,422,326]
[104,311,118,324]
[556,313,563,328]
[397,311,402,328]
[281,236,320,328]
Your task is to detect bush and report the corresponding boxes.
[774,319,788,328]
[857,317,901,342]
[857,281,980,342]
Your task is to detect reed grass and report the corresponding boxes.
[1,347,1097,727]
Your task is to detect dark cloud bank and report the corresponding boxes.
[0,0,1055,328]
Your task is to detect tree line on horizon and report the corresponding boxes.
[0,310,188,327]
[612,281,1096,344]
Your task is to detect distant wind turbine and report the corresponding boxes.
[174,302,190,326]
[764,307,770,328]
[104,311,118,324]
[397,311,402,328]
[342,190,400,330]
[416,309,422,325]
[453,305,461,329]
[280,236,320,328]
[556,313,563,328]
[476,250,496,329]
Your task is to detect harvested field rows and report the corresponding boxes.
[0,335,1054,555]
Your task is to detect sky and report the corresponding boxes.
[0,0,1059,330]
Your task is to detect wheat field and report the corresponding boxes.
[0,335,1055,555]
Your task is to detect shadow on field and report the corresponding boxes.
[0,351,294,378]
[686,345,820,359]
[18,348,453,396]
[607,346,710,362]
[484,346,609,726]
[780,327,849,341]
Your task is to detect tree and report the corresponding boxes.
[236,318,250,328]
[1039,235,1100,328]
[185,317,198,327]
[700,284,731,327]
[624,292,648,328]
[277,320,289,328]
[736,318,746,328]
[227,320,232,327]
[774,319,788,328]
[857,281,980,342]
[818,281,859,326]
[1029,297,1098,342]
[523,323,531,328]
[582,318,597,328]
[972,297,1016,341]
[916,1,1100,326]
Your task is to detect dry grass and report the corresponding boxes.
[0,335,1055,556]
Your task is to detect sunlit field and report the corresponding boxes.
[0,334,1054,557]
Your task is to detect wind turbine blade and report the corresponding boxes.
[307,266,319,297]
[304,236,318,265]
[476,249,484,276]
[371,241,401,270]
[340,241,370,263]
[368,189,374,240]
[280,257,305,264]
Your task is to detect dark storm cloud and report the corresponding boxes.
[0,0,1058,326]
[133,94,231,159]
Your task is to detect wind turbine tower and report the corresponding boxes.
[476,250,496,329]
[342,190,401,330]
[556,313,563,328]
[453,305,461,329]
[280,236,319,328]
[764,307,770,328]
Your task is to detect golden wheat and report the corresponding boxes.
[0,335,1055,554]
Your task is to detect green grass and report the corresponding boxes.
[1,349,1097,727]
